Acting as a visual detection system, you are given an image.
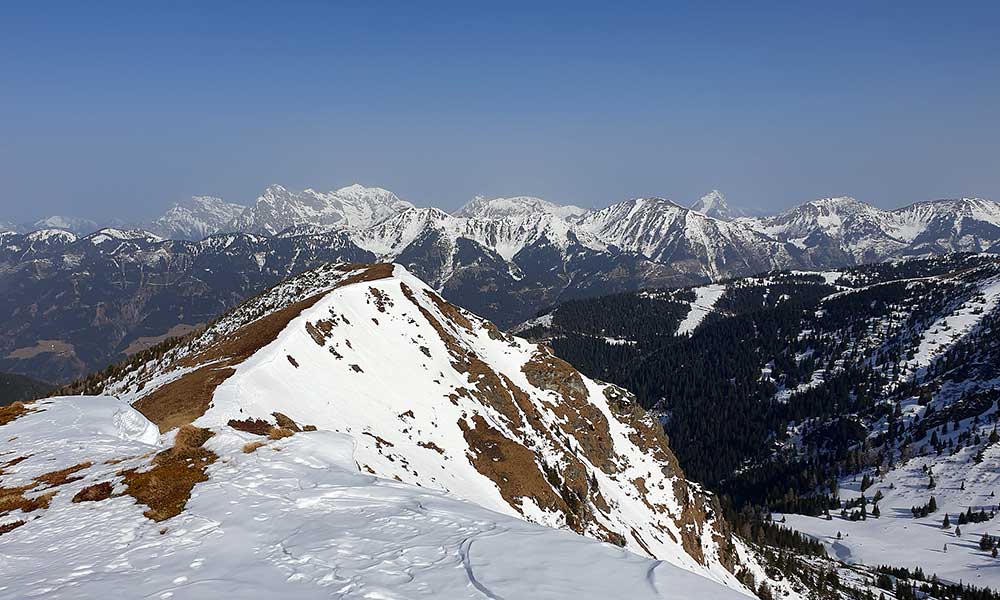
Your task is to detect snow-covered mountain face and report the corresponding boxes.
[577,197,797,280]
[146,196,245,240]
[28,215,100,235]
[454,195,590,220]
[19,262,755,594]
[227,184,415,235]
[742,196,1000,264]
[689,190,747,221]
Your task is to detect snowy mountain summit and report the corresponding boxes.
[147,195,246,240]
[227,184,415,235]
[689,190,745,221]
[0,263,756,598]
[454,195,590,220]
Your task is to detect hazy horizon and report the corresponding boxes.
[2,2,998,223]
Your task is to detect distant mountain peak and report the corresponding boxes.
[30,215,100,235]
[454,195,589,220]
[230,184,415,235]
[690,190,747,221]
[147,196,246,240]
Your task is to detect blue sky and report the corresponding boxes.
[1,1,999,221]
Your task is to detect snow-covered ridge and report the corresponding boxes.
[454,194,590,220]
[89,262,746,588]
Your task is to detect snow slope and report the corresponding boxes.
[0,395,747,599]
[676,284,727,335]
[784,431,1000,590]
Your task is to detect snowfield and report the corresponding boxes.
[676,284,727,335]
[0,396,747,600]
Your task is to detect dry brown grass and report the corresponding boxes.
[72,482,113,503]
[267,427,295,440]
[0,402,35,427]
[228,418,272,435]
[34,462,92,487]
[271,412,300,432]
[0,486,56,515]
[121,425,217,522]
[242,441,266,454]
[458,415,563,516]
[172,425,214,452]
[0,520,25,535]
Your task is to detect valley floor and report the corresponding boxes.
[783,436,1000,591]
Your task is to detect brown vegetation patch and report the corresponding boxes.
[6,339,75,360]
[267,427,295,440]
[418,441,445,454]
[0,401,37,427]
[72,482,113,503]
[34,462,92,487]
[0,520,25,535]
[0,485,55,515]
[121,425,217,521]
[228,418,272,436]
[459,415,563,515]
[272,412,300,432]
[305,319,335,346]
[242,441,266,453]
[363,431,394,450]
[0,454,30,472]
[368,287,393,312]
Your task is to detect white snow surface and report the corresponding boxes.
[784,432,1000,590]
[676,284,727,335]
[0,396,747,599]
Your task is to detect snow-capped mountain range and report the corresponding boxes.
[3,184,1000,385]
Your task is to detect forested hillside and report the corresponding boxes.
[519,254,1000,515]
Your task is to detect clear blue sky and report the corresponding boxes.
[2,1,999,222]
